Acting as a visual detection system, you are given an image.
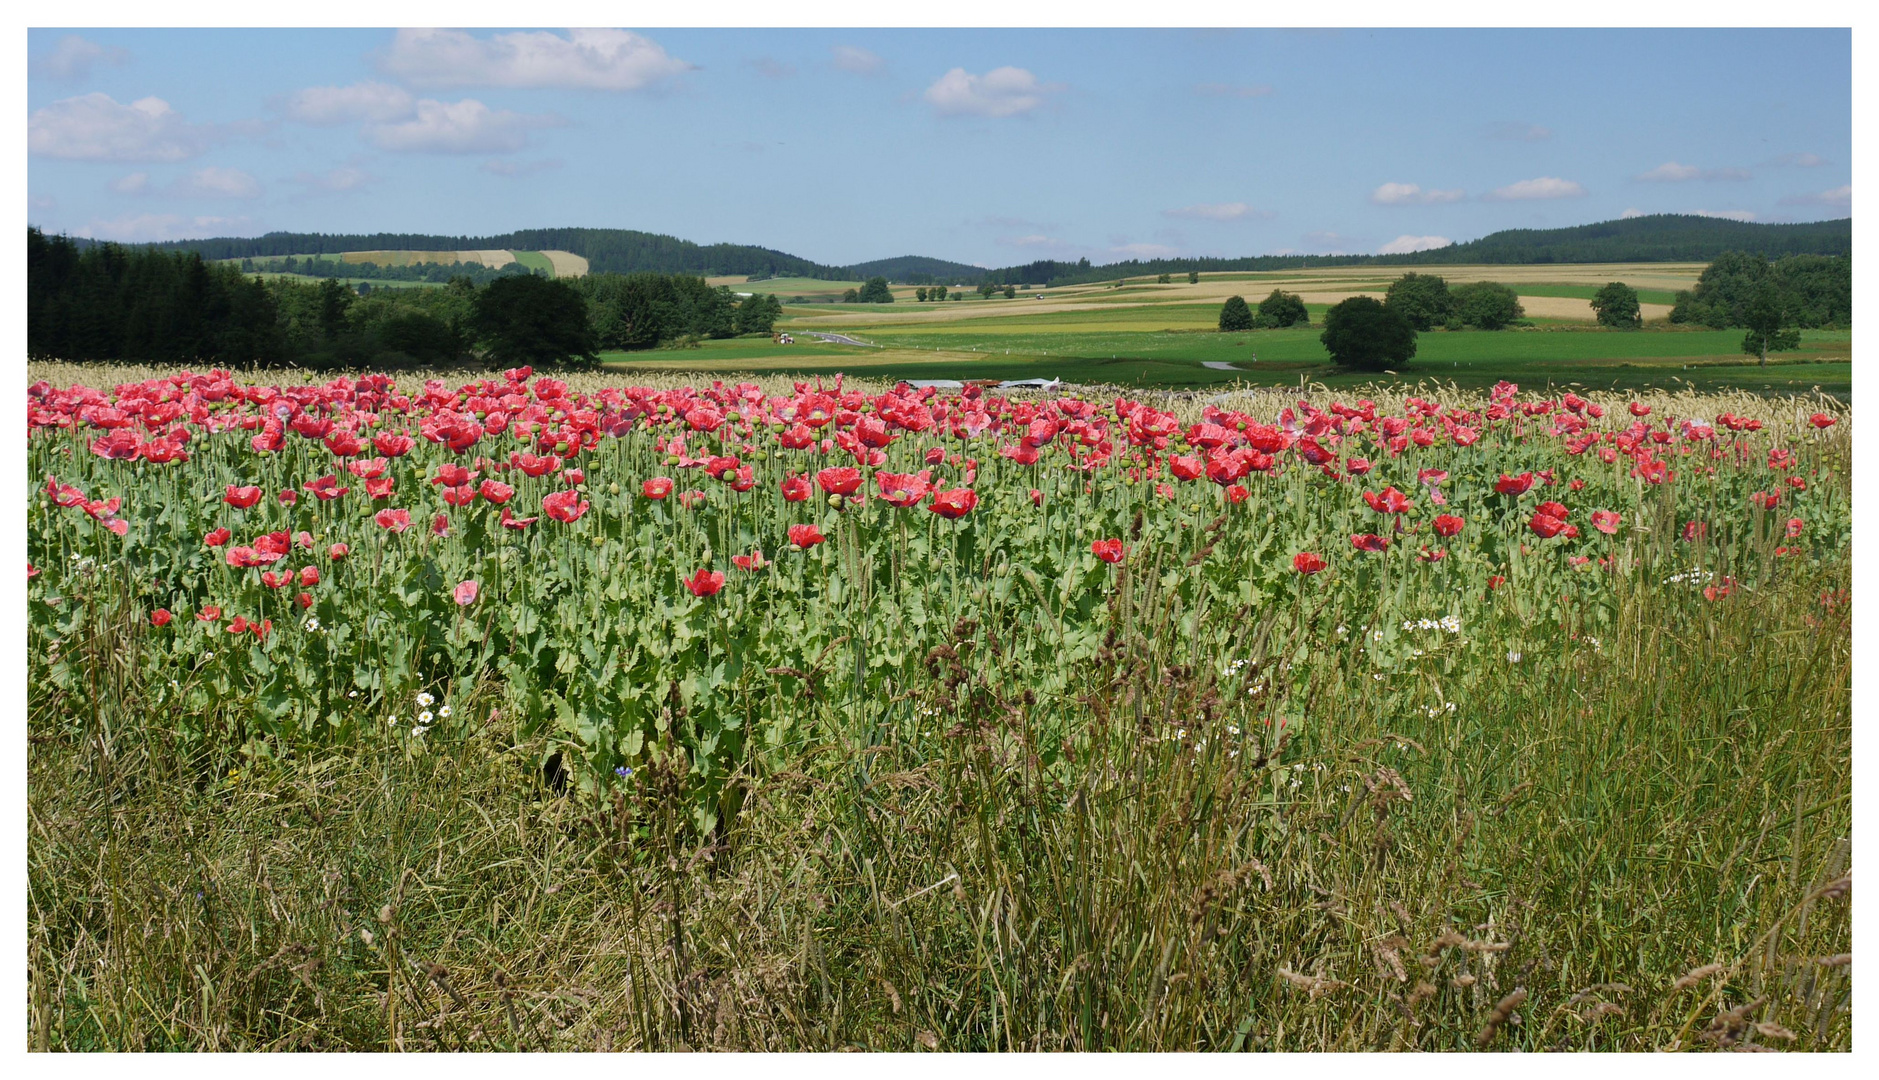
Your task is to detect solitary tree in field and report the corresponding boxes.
[1383,272,1453,332]
[1255,289,1308,328]
[915,287,928,302]
[1320,296,1417,371]
[470,274,598,367]
[1450,281,1524,330]
[1157,273,1172,284]
[1740,283,1801,367]
[979,281,999,298]
[1591,282,1642,328]
[1003,284,1016,298]
[929,284,948,303]
[1188,270,1200,284]
[1218,294,1255,332]
[857,276,895,303]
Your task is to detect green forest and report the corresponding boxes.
[27,229,783,369]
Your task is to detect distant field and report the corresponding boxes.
[224,248,594,278]
[540,250,588,277]
[239,272,441,289]
[508,250,554,275]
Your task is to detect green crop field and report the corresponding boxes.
[508,250,554,275]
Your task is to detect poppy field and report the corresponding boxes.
[26,364,1852,1051]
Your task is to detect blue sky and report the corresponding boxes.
[25,27,1852,268]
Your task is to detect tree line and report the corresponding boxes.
[28,228,784,370]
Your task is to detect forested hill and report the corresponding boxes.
[54,213,1849,286]
[101,228,850,280]
[1393,214,1852,265]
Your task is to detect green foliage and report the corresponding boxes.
[577,273,741,351]
[1003,284,1017,299]
[1591,282,1642,328]
[1670,251,1851,329]
[1187,270,1200,284]
[1217,295,1255,332]
[1740,283,1804,364]
[1254,289,1309,329]
[1383,273,1454,332]
[1156,273,1172,284]
[841,288,861,303]
[915,288,928,303]
[1449,281,1525,330]
[1320,295,1417,369]
[373,311,465,364]
[856,276,895,304]
[469,275,598,367]
[733,293,782,336]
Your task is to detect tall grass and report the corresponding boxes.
[28,549,1849,1050]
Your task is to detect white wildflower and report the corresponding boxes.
[416,691,435,707]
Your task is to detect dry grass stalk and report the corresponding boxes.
[1475,987,1527,1047]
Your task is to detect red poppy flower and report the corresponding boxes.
[1029,488,1044,507]
[348,457,389,480]
[1225,484,1250,504]
[1487,575,1506,591]
[775,475,808,502]
[1590,511,1621,535]
[441,484,478,508]
[1809,413,1836,429]
[1432,514,1464,537]
[364,477,395,500]
[543,490,590,523]
[1529,512,1568,539]
[1786,517,1804,538]
[197,606,221,622]
[499,507,539,530]
[1629,402,1651,417]
[787,524,826,548]
[816,467,862,496]
[1168,455,1204,481]
[1351,534,1390,552]
[1293,551,1326,575]
[252,618,272,642]
[928,488,978,519]
[684,569,725,597]
[1417,468,1448,487]
[1417,547,1446,563]
[432,513,450,536]
[1750,490,1779,511]
[1346,457,1372,476]
[1091,538,1125,564]
[677,490,707,509]
[477,479,515,505]
[731,549,769,572]
[303,474,350,501]
[375,508,413,533]
[227,616,249,634]
[373,433,416,457]
[1535,501,1569,520]
[278,490,298,505]
[27,563,39,580]
[563,469,585,485]
[150,608,172,627]
[46,477,87,507]
[1786,476,1807,491]
[224,485,262,508]
[453,580,479,606]
[643,477,675,500]
[875,470,932,508]
[513,453,561,478]
[261,570,289,589]
[1682,521,1707,542]
[1363,486,1414,515]
[296,591,313,609]
[205,527,232,547]
[1494,472,1535,496]
[329,542,349,560]
[299,565,320,587]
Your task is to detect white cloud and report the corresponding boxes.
[1378,234,1453,255]
[111,172,151,194]
[1163,202,1268,222]
[1484,176,1586,201]
[1636,161,1750,182]
[1370,182,1465,206]
[72,213,250,243]
[32,35,130,81]
[1006,234,1066,248]
[290,166,374,193]
[1767,152,1826,168]
[1687,209,1757,222]
[29,93,219,162]
[1195,82,1273,98]
[1483,121,1552,142]
[174,166,262,199]
[1111,242,1181,259]
[923,67,1056,118]
[1778,185,1850,208]
[281,81,415,125]
[30,194,58,211]
[364,98,556,154]
[379,28,692,91]
[1620,207,1648,219]
[831,45,883,75]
